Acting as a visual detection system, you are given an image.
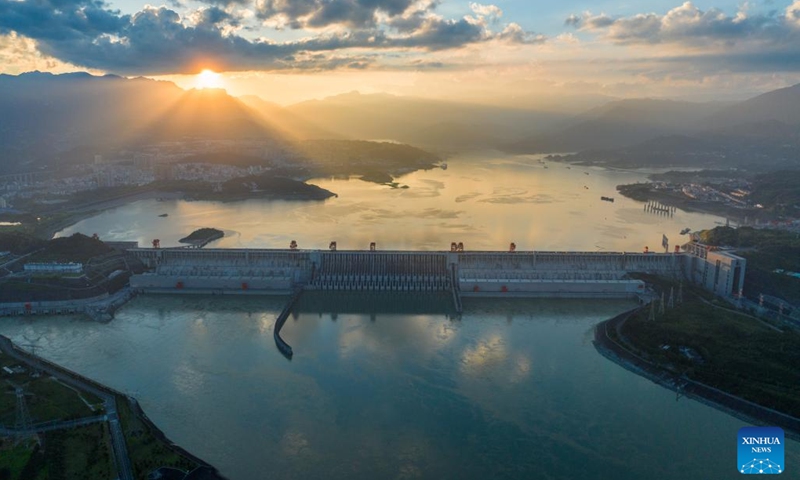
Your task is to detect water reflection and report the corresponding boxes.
[57,152,726,252]
[1,295,796,479]
[296,292,454,315]
[460,334,508,376]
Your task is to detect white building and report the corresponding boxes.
[684,243,746,298]
[24,262,84,273]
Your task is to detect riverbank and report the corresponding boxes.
[29,190,185,240]
[0,335,226,479]
[10,177,334,240]
[594,308,800,441]
[616,183,754,221]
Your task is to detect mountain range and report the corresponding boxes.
[506,99,730,153]
[0,72,286,173]
[1,71,800,173]
[508,84,800,169]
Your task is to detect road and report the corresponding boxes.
[0,415,106,435]
[0,336,134,480]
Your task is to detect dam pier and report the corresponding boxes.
[127,244,746,303]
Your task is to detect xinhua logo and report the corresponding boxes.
[738,427,784,474]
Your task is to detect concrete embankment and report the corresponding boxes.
[274,290,303,359]
[0,287,136,321]
[593,311,800,441]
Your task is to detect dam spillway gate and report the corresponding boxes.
[311,252,451,292]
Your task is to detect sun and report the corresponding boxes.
[195,69,223,89]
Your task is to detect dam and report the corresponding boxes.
[113,245,746,357]
[126,247,738,300]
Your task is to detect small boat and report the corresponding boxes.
[680,228,691,235]
[159,213,169,217]
[601,196,614,203]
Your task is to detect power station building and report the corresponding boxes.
[684,242,747,298]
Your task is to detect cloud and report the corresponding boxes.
[254,0,421,29]
[393,17,486,49]
[789,1,800,26]
[559,1,800,80]
[200,0,249,7]
[188,7,241,28]
[566,1,800,46]
[0,0,544,75]
[0,0,129,42]
[469,3,502,21]
[496,23,546,45]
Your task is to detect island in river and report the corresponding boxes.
[179,228,224,246]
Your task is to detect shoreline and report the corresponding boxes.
[0,334,227,479]
[593,309,800,441]
[35,190,185,240]
[615,183,759,222]
[34,186,337,240]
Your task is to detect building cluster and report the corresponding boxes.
[162,163,267,183]
[0,139,298,209]
[650,180,755,209]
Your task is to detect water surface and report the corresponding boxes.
[37,153,795,479]
[2,295,796,479]
[57,152,724,252]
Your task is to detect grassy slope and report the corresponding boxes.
[117,399,198,478]
[621,283,800,417]
[0,354,101,425]
[0,424,116,480]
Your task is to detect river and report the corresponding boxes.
[56,152,724,252]
[2,295,797,479]
[6,152,797,479]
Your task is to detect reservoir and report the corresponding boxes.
[56,152,726,252]
[9,153,796,478]
[2,295,798,479]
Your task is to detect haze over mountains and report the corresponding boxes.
[506,99,731,153]
[537,85,800,169]
[1,71,800,174]
[272,92,570,148]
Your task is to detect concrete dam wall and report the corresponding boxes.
[311,252,451,292]
[130,249,312,294]
[129,248,687,299]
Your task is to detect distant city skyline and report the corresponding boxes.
[1,0,800,104]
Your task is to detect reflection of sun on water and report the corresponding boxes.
[195,69,223,89]
[461,335,507,374]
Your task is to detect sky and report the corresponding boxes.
[2,0,800,105]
